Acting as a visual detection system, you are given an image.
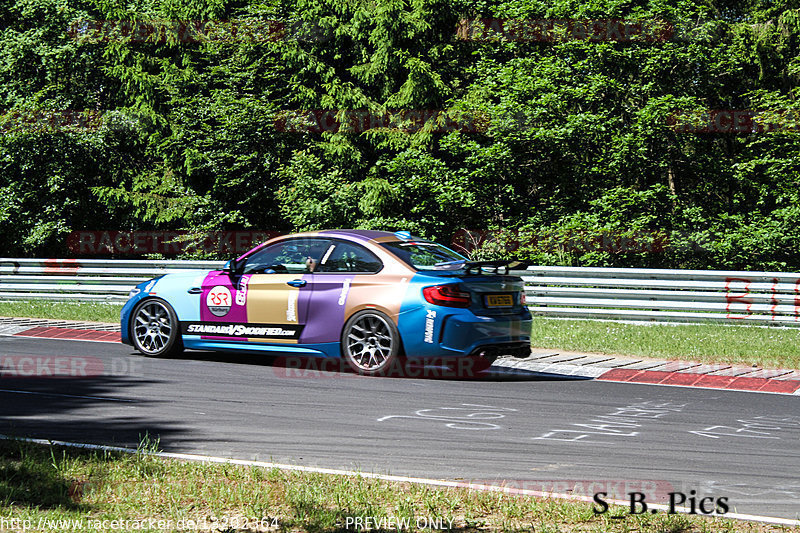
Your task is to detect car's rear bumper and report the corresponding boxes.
[438,312,531,357]
[467,340,531,358]
[399,306,532,359]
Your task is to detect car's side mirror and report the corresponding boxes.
[223,259,242,275]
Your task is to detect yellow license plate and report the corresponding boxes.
[486,294,514,307]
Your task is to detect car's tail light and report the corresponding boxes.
[423,284,472,308]
[521,291,527,305]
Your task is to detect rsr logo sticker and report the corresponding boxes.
[207,285,232,317]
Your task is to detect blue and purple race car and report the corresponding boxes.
[121,230,531,375]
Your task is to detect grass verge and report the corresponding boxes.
[0,301,121,324]
[0,439,795,533]
[531,318,800,369]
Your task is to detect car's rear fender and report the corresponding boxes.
[395,272,530,358]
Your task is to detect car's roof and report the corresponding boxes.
[239,229,427,260]
[286,229,433,245]
[317,229,399,242]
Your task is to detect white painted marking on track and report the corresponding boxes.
[0,389,134,402]
[377,404,517,430]
[690,426,780,439]
[0,333,119,343]
[689,416,800,440]
[0,434,797,527]
[532,400,687,443]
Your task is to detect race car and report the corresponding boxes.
[121,230,532,375]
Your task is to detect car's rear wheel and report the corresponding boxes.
[131,299,183,357]
[341,310,401,376]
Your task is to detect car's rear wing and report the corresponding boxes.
[434,260,529,275]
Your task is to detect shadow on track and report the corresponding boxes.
[0,357,188,448]
[0,354,191,518]
[162,350,588,383]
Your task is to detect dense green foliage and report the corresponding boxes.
[1,0,798,269]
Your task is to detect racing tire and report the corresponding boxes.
[131,298,184,357]
[341,310,402,376]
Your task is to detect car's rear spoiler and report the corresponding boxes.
[434,260,530,275]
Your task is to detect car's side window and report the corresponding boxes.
[316,241,383,273]
[242,238,331,274]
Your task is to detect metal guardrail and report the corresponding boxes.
[2,259,799,325]
[513,266,800,326]
[0,258,222,303]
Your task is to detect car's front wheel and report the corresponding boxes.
[131,299,183,357]
[341,310,401,376]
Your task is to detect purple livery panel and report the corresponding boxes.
[300,271,411,344]
[299,274,352,344]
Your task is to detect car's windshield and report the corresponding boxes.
[380,241,467,270]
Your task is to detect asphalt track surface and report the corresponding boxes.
[1,336,799,521]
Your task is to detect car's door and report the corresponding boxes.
[197,237,330,344]
[301,239,386,344]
